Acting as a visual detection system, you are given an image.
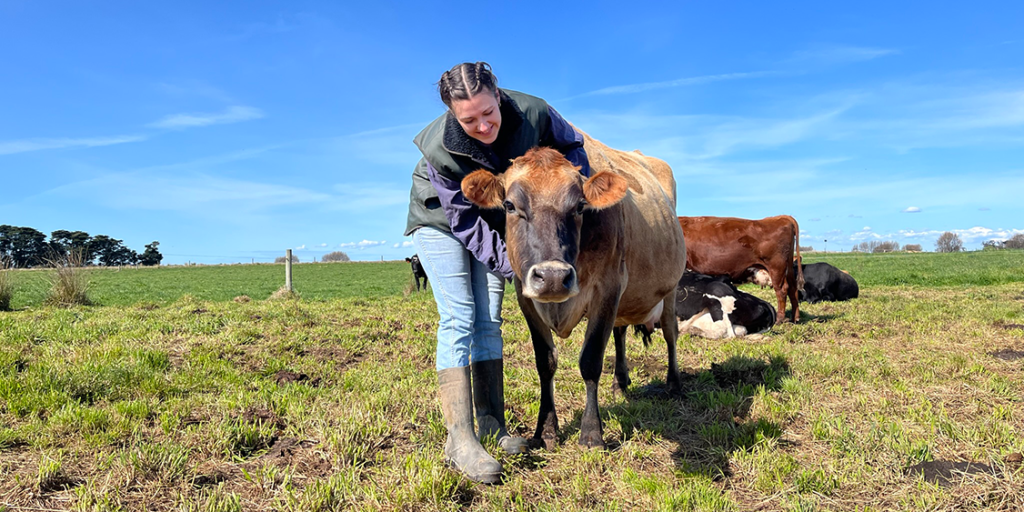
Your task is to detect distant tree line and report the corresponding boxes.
[847,232,972,254]
[272,251,350,264]
[0,225,163,268]
[982,233,1024,251]
[851,240,902,253]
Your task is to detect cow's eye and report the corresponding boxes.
[575,200,587,215]
[503,200,516,213]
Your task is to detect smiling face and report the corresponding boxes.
[450,89,501,145]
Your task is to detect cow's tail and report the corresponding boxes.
[791,216,805,292]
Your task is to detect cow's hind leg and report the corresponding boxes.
[612,326,631,394]
[659,290,683,394]
[787,273,800,323]
[770,269,789,325]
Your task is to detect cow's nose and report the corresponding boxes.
[522,261,578,302]
[534,266,572,288]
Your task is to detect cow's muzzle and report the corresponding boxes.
[522,261,578,302]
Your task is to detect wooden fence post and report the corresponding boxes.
[285,249,293,292]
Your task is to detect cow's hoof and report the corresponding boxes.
[578,431,606,450]
[530,435,558,452]
[612,375,631,395]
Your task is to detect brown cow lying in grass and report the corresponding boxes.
[462,133,686,450]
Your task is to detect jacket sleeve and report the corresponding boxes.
[543,106,591,177]
[426,162,515,280]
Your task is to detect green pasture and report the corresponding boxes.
[2,261,412,310]
[0,251,1023,511]
[2,250,1023,311]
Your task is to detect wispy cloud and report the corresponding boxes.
[329,182,409,211]
[565,71,776,100]
[148,106,264,129]
[902,206,922,213]
[787,45,899,66]
[392,241,414,248]
[898,227,1024,244]
[574,107,850,161]
[294,244,307,250]
[156,81,234,103]
[33,171,333,221]
[341,240,387,249]
[0,135,146,156]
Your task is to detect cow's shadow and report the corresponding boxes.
[547,353,791,478]
[785,310,843,324]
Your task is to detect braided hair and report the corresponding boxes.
[437,62,499,108]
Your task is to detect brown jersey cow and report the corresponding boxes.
[462,132,686,450]
[677,215,804,324]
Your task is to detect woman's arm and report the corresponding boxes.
[543,106,591,177]
[426,161,515,280]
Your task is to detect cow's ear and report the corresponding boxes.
[582,171,628,210]
[462,170,505,209]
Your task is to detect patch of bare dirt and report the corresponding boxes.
[990,349,1024,361]
[906,460,996,486]
[993,321,1024,330]
[307,346,366,369]
[236,407,287,430]
[250,437,332,477]
[272,370,322,387]
[192,468,232,487]
[181,411,210,427]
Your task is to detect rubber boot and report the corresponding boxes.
[438,366,502,483]
[471,359,529,455]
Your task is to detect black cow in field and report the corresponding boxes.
[799,262,859,303]
[675,271,777,338]
[405,254,428,291]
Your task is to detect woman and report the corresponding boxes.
[404,62,590,483]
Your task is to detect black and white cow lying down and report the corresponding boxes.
[800,262,858,303]
[636,271,777,340]
[676,272,777,338]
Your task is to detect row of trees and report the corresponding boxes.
[0,225,163,268]
[848,232,1010,254]
[852,240,910,253]
[983,233,1024,251]
[273,251,351,264]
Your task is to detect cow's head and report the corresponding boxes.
[406,254,421,269]
[462,147,627,302]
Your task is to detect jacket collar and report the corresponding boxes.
[442,90,525,171]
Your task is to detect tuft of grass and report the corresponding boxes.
[268,286,300,301]
[44,250,92,307]
[0,256,12,311]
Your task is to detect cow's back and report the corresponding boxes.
[581,132,686,325]
[680,215,796,280]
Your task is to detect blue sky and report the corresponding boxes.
[2,1,1022,264]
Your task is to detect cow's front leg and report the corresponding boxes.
[517,288,560,451]
[577,293,619,449]
[611,326,631,394]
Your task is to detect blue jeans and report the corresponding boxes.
[413,227,506,370]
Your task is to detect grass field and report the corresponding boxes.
[1,251,1023,511]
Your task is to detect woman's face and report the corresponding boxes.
[450,89,501,145]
